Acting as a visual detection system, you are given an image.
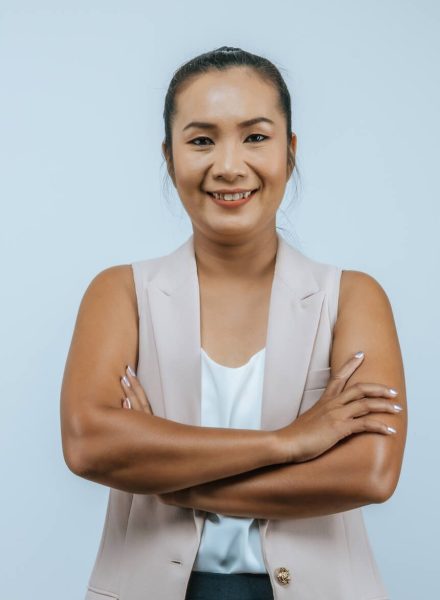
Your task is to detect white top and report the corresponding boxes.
[192,346,267,574]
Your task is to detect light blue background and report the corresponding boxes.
[1,1,438,598]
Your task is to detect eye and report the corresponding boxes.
[189,137,213,146]
[246,133,269,143]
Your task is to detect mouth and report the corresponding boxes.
[206,188,259,207]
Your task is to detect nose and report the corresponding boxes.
[210,141,247,181]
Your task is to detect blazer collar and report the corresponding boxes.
[152,230,319,300]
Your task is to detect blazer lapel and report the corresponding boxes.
[146,235,202,427]
[260,233,326,430]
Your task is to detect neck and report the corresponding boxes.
[192,228,279,282]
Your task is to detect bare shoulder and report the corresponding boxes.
[338,269,390,311]
[333,269,402,374]
[85,264,137,308]
[73,263,139,347]
[331,269,407,498]
[60,264,139,473]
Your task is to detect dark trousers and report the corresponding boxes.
[185,571,274,600]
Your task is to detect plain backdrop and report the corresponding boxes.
[1,1,438,598]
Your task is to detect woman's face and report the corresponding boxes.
[163,67,297,243]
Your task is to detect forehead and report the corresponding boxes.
[174,67,281,127]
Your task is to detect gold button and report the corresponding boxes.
[274,566,291,585]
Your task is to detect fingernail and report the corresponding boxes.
[389,388,398,396]
[123,397,132,409]
[121,375,131,388]
[354,351,364,359]
[127,365,136,377]
[387,426,397,434]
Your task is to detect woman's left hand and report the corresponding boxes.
[120,365,179,506]
[119,364,153,414]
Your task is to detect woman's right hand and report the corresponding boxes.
[276,352,404,464]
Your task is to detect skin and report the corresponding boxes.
[60,66,407,518]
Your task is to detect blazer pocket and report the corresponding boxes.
[86,585,119,600]
[303,366,331,391]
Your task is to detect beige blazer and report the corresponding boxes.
[84,232,389,600]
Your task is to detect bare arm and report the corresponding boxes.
[60,266,282,495]
[159,449,375,520]
[160,270,408,518]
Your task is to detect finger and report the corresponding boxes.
[121,397,132,409]
[339,382,399,406]
[349,416,397,436]
[120,374,143,411]
[325,351,365,396]
[124,365,153,414]
[343,397,403,419]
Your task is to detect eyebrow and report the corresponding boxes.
[182,116,275,132]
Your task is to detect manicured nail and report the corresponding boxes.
[123,397,132,409]
[387,426,397,434]
[354,351,364,359]
[393,404,403,412]
[389,388,398,396]
[127,365,136,377]
[121,375,131,388]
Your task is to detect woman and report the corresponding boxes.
[61,47,407,600]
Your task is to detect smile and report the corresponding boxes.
[206,188,259,208]
[211,190,254,201]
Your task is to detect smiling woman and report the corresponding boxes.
[61,46,406,600]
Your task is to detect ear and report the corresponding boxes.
[162,141,176,187]
[286,133,297,179]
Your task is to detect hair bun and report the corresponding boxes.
[215,46,240,54]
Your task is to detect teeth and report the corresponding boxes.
[212,190,254,201]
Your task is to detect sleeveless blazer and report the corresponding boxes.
[84,232,389,600]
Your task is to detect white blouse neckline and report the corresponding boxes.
[201,346,266,370]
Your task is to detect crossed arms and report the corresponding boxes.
[61,267,407,520]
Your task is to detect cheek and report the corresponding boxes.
[254,148,288,182]
[174,150,206,179]
[174,167,197,189]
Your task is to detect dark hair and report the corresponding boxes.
[161,46,301,243]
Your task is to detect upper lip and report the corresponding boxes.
[207,188,258,194]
